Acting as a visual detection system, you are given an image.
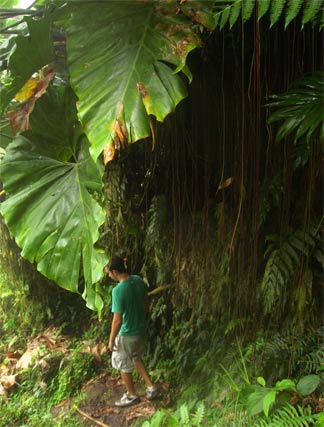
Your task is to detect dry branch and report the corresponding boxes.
[74,405,111,427]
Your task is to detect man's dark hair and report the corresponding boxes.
[109,255,128,273]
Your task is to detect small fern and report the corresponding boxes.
[141,402,207,427]
[192,402,205,427]
[251,404,321,427]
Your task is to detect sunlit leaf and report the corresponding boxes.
[14,75,40,102]
[66,1,201,160]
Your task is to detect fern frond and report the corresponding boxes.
[242,0,255,22]
[229,0,242,28]
[212,0,322,29]
[251,404,320,427]
[262,327,324,380]
[257,0,271,20]
[267,72,324,143]
[270,0,287,27]
[220,4,231,29]
[192,402,205,427]
[144,195,167,251]
[302,0,323,26]
[299,347,324,374]
[262,238,297,314]
[261,225,320,315]
[179,403,190,427]
[285,0,304,28]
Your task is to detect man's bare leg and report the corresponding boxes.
[120,371,136,396]
[133,359,153,388]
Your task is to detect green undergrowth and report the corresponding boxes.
[140,327,324,427]
[0,344,101,427]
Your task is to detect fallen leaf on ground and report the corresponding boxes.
[1,374,16,390]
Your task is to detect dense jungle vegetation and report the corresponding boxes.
[0,1,323,426]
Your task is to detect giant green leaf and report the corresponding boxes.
[66,0,201,160]
[0,1,19,7]
[0,86,107,313]
[0,13,54,111]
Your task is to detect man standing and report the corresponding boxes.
[106,255,159,408]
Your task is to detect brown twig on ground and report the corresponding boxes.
[74,405,111,427]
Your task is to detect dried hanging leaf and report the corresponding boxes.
[8,70,55,135]
[8,99,36,134]
[217,176,234,190]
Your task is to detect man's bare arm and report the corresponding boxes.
[108,312,122,351]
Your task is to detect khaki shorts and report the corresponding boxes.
[112,335,146,373]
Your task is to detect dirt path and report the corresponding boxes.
[52,373,170,427]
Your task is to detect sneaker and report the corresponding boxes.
[146,386,160,400]
[115,392,140,407]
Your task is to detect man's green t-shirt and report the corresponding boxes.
[112,275,148,336]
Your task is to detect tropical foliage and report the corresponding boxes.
[0,0,323,311]
[0,1,323,426]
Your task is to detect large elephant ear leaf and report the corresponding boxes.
[0,86,107,314]
[66,1,201,160]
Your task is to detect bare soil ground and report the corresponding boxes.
[52,373,170,427]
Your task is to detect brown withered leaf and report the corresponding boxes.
[8,100,36,134]
[4,351,21,360]
[1,374,16,390]
[8,70,55,135]
[15,346,40,370]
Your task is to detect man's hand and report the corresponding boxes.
[108,341,116,352]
